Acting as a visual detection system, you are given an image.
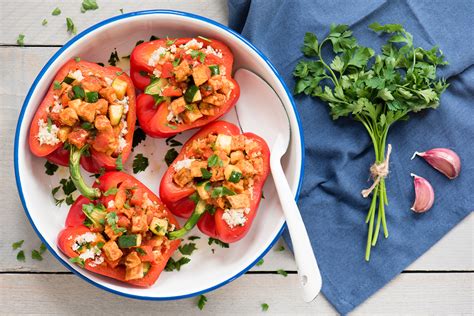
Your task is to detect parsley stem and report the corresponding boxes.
[318,38,340,86]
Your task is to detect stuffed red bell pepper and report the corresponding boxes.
[28,59,136,200]
[130,37,240,137]
[58,172,180,286]
[159,121,270,243]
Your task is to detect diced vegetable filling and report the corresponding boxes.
[37,68,130,156]
[172,133,264,228]
[145,38,235,126]
[71,182,176,280]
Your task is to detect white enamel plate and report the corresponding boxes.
[14,10,304,300]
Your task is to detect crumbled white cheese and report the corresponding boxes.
[36,119,60,146]
[148,47,168,67]
[51,95,62,113]
[68,69,84,82]
[107,200,115,209]
[169,44,177,53]
[72,232,97,251]
[79,248,97,261]
[180,39,203,50]
[104,77,113,86]
[204,45,223,58]
[166,103,183,124]
[116,96,129,114]
[141,193,154,210]
[92,255,104,265]
[169,223,176,232]
[173,158,195,171]
[153,69,162,78]
[222,208,250,228]
[117,120,128,152]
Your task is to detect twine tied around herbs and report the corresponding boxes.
[361,144,392,198]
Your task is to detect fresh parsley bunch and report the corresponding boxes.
[294,23,448,260]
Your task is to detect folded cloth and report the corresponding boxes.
[228,0,473,313]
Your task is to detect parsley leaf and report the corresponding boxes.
[208,237,229,248]
[70,256,85,267]
[12,240,24,250]
[103,187,118,197]
[197,295,207,310]
[115,154,123,171]
[136,247,146,255]
[42,19,48,26]
[276,269,288,277]
[39,243,47,254]
[188,236,200,241]
[256,259,264,266]
[60,178,76,195]
[164,148,178,166]
[165,257,191,271]
[132,127,147,150]
[31,250,43,261]
[17,250,25,262]
[52,7,61,16]
[108,48,120,66]
[17,34,25,46]
[66,17,77,35]
[178,243,197,256]
[81,0,99,13]
[275,246,285,252]
[133,154,149,174]
[44,161,58,176]
[261,303,269,312]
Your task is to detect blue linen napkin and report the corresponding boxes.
[228,0,473,313]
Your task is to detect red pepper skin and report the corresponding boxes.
[159,121,271,243]
[57,172,180,287]
[29,59,136,173]
[130,38,240,138]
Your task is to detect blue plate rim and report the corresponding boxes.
[14,9,306,301]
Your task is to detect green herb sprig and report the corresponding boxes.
[293,23,448,261]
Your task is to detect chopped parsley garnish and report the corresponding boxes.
[116,71,123,76]
[103,187,118,196]
[208,237,229,248]
[165,135,182,147]
[228,170,242,183]
[276,269,288,277]
[261,191,265,199]
[74,56,81,62]
[164,256,191,271]
[205,204,216,215]
[52,7,61,16]
[53,81,61,90]
[96,62,105,67]
[31,250,43,261]
[165,123,178,130]
[133,153,149,174]
[69,256,85,267]
[81,0,99,13]
[17,34,25,46]
[44,161,58,175]
[188,236,200,241]
[52,186,63,206]
[81,122,93,130]
[136,247,146,255]
[135,40,144,47]
[139,70,148,77]
[65,195,75,205]
[207,154,221,167]
[85,91,98,103]
[72,86,85,100]
[16,250,25,262]
[66,17,77,35]
[276,246,285,252]
[106,212,127,234]
[190,50,206,63]
[166,38,177,46]
[52,177,77,206]
[132,127,146,150]
[211,186,235,199]
[115,154,123,171]
[197,295,207,310]
[39,243,47,254]
[108,48,120,66]
[256,259,264,266]
[60,177,77,195]
[12,240,24,250]
[149,35,159,41]
[178,243,197,256]
[261,303,269,312]
[189,192,199,204]
[164,148,178,166]
[200,168,212,180]
[42,19,48,26]
[172,58,181,67]
[119,8,124,14]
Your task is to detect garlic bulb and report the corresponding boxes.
[412,148,461,179]
[411,173,434,213]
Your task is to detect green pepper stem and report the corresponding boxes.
[69,145,101,200]
[168,200,207,240]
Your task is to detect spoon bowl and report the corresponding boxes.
[234,69,323,302]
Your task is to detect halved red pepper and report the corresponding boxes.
[159,121,270,243]
[58,172,180,287]
[28,59,136,199]
[130,38,240,137]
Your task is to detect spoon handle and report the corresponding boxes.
[270,154,322,302]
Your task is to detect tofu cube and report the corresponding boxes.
[196,182,210,200]
[173,168,193,187]
[231,135,246,151]
[226,193,250,209]
[182,104,203,124]
[170,97,186,115]
[192,64,211,86]
[102,240,123,262]
[190,160,208,178]
[125,263,144,281]
[215,134,232,154]
[131,214,148,233]
[125,251,142,269]
[59,108,79,126]
[230,150,244,164]
[236,160,255,177]
[112,78,128,100]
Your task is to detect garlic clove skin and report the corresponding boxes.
[411,173,435,213]
[412,148,461,179]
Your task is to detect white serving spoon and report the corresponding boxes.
[234,69,322,302]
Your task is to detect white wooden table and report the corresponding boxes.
[1,1,472,314]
